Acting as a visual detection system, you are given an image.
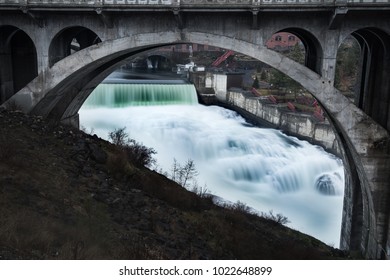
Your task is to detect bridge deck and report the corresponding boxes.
[0,0,390,12]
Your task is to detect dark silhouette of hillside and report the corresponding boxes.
[0,108,349,260]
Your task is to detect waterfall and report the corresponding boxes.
[82,83,198,108]
[80,82,345,247]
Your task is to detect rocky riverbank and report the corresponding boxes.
[0,108,349,259]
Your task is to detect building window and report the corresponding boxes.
[288,35,296,41]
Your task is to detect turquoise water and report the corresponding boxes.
[82,83,198,107]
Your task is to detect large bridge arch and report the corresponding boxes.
[6,31,332,118]
[4,31,390,258]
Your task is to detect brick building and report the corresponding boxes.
[266,32,299,51]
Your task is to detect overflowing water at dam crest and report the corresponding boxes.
[80,82,345,247]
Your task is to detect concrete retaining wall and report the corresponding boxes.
[221,89,340,154]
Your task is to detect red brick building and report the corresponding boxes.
[266,32,299,50]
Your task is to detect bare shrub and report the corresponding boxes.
[108,127,128,146]
[108,127,156,168]
[191,183,212,199]
[232,200,254,214]
[125,139,156,168]
[169,158,199,189]
[261,210,290,225]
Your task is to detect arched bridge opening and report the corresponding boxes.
[3,31,390,259]
[0,25,37,104]
[351,27,390,132]
[269,28,323,75]
[11,32,333,126]
[146,55,173,71]
[49,26,101,68]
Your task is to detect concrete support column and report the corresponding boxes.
[28,31,49,110]
[320,31,340,88]
[321,57,337,88]
[32,27,51,102]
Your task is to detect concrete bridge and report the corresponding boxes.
[0,0,390,259]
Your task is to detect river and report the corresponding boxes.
[79,79,345,248]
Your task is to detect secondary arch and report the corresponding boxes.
[49,26,101,67]
[0,25,38,104]
[350,27,390,132]
[270,28,323,74]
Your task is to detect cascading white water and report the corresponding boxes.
[79,82,345,247]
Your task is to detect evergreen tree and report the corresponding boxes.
[269,69,301,92]
[335,37,361,92]
[286,44,305,64]
[260,71,267,81]
[252,76,260,89]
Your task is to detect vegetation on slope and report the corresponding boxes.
[0,108,348,259]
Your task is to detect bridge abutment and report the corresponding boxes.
[61,112,80,129]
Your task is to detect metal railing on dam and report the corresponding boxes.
[0,0,389,10]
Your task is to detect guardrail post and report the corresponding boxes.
[251,8,259,29]
[172,0,182,29]
[96,1,113,28]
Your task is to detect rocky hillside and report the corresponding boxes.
[0,108,349,259]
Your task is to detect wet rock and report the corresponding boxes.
[315,174,336,195]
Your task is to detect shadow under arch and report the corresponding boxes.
[146,54,174,71]
[350,27,390,132]
[0,25,37,104]
[49,26,102,67]
[270,28,323,75]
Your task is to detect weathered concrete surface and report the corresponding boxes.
[1,6,390,258]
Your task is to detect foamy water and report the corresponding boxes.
[80,83,345,247]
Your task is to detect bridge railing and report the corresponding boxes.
[0,0,389,7]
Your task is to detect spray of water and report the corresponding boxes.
[79,83,345,247]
